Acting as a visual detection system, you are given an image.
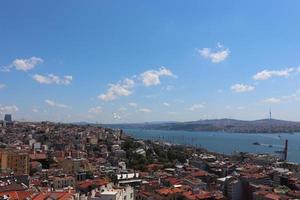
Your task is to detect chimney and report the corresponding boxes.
[284,140,288,161]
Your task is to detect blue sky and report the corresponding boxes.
[1,1,300,123]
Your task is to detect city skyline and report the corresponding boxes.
[1,1,300,123]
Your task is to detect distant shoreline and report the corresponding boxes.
[104,118,300,134]
[121,127,300,134]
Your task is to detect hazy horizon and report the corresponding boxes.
[8,116,300,125]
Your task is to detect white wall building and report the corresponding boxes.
[90,185,134,200]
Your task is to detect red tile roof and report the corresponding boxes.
[265,193,280,200]
[191,170,208,177]
[77,179,109,189]
[0,191,33,200]
[32,191,74,200]
[156,187,185,196]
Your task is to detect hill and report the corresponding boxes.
[105,118,300,133]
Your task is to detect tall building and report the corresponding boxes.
[0,149,30,174]
[4,114,12,123]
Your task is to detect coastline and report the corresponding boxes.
[123,128,300,164]
[122,127,300,134]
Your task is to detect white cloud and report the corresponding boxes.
[33,74,73,85]
[113,112,121,120]
[88,106,102,114]
[128,102,138,107]
[140,67,176,86]
[139,108,152,113]
[263,97,281,104]
[1,57,43,72]
[45,99,71,109]
[163,102,170,107]
[98,67,176,101]
[14,57,43,71]
[189,104,205,111]
[0,105,19,114]
[98,78,135,101]
[231,84,255,93]
[262,89,300,105]
[253,68,294,80]
[0,84,6,89]
[198,43,230,63]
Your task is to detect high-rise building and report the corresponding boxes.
[4,114,12,123]
[0,149,30,174]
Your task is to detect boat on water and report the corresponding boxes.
[253,142,260,145]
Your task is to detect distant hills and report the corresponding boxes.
[104,118,300,133]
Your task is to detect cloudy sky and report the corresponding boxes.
[1,1,300,123]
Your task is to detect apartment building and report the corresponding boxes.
[0,149,29,174]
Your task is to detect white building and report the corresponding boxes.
[90,185,134,200]
[116,172,141,186]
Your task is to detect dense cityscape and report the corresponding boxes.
[2,1,300,199]
[0,115,299,200]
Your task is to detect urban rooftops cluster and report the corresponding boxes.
[0,118,299,200]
